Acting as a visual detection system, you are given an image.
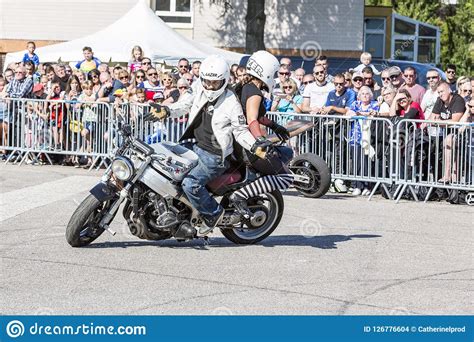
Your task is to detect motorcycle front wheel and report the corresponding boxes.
[221,190,283,245]
[290,153,331,198]
[66,194,110,247]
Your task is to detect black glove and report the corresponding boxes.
[143,103,169,122]
[270,122,290,141]
[251,137,272,159]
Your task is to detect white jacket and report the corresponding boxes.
[167,82,256,160]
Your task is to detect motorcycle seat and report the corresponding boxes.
[207,169,242,192]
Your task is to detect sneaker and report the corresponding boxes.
[334,179,347,193]
[329,183,336,193]
[352,188,362,196]
[74,162,81,168]
[199,209,225,235]
[362,188,371,196]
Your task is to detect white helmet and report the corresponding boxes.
[246,50,280,92]
[199,55,230,102]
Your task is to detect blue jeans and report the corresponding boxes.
[182,145,229,220]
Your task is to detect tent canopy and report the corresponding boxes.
[4,0,245,70]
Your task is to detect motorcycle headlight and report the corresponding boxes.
[111,157,134,181]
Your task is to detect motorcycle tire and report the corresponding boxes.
[221,190,284,245]
[66,194,107,247]
[290,153,331,198]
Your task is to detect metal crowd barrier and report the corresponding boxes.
[1,98,473,204]
[0,98,113,168]
[393,119,474,203]
[267,112,395,200]
[116,103,187,145]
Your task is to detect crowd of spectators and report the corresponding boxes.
[0,43,472,200]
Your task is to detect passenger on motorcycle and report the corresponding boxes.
[144,55,268,235]
[230,50,295,213]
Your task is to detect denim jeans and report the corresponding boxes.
[182,145,229,220]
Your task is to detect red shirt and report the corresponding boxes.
[400,101,425,127]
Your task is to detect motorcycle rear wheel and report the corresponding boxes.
[221,190,283,245]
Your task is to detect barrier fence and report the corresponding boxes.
[1,97,473,203]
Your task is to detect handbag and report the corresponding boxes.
[69,119,84,133]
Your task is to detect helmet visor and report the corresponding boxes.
[201,78,224,90]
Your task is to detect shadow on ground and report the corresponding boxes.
[85,234,381,250]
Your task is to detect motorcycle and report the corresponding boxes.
[66,119,330,247]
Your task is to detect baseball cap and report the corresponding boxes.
[388,66,402,77]
[33,83,44,92]
[352,71,363,80]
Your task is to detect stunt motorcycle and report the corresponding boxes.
[66,120,330,247]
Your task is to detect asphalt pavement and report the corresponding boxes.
[0,164,472,315]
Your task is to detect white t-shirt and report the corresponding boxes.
[303,81,335,109]
[379,101,390,115]
[421,88,439,118]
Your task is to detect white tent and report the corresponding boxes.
[4,0,245,70]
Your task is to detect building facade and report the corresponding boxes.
[0,0,440,69]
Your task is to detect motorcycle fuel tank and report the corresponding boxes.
[149,142,199,182]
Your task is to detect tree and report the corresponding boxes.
[205,0,266,53]
[366,0,473,74]
[245,0,266,53]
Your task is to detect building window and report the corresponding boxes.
[364,18,386,59]
[154,0,192,28]
[393,39,415,61]
[391,14,440,64]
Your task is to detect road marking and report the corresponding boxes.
[0,176,98,222]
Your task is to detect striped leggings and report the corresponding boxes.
[232,173,294,199]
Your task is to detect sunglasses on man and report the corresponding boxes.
[303,80,314,85]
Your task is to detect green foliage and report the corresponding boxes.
[366,0,473,75]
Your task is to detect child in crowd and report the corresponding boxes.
[130,88,147,128]
[75,46,101,73]
[75,81,97,168]
[128,46,144,73]
[352,52,381,75]
[46,81,65,150]
[22,41,40,66]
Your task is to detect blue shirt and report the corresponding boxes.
[325,88,356,113]
[75,57,101,73]
[276,94,303,113]
[22,53,39,66]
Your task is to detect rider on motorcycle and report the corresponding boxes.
[144,55,268,235]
